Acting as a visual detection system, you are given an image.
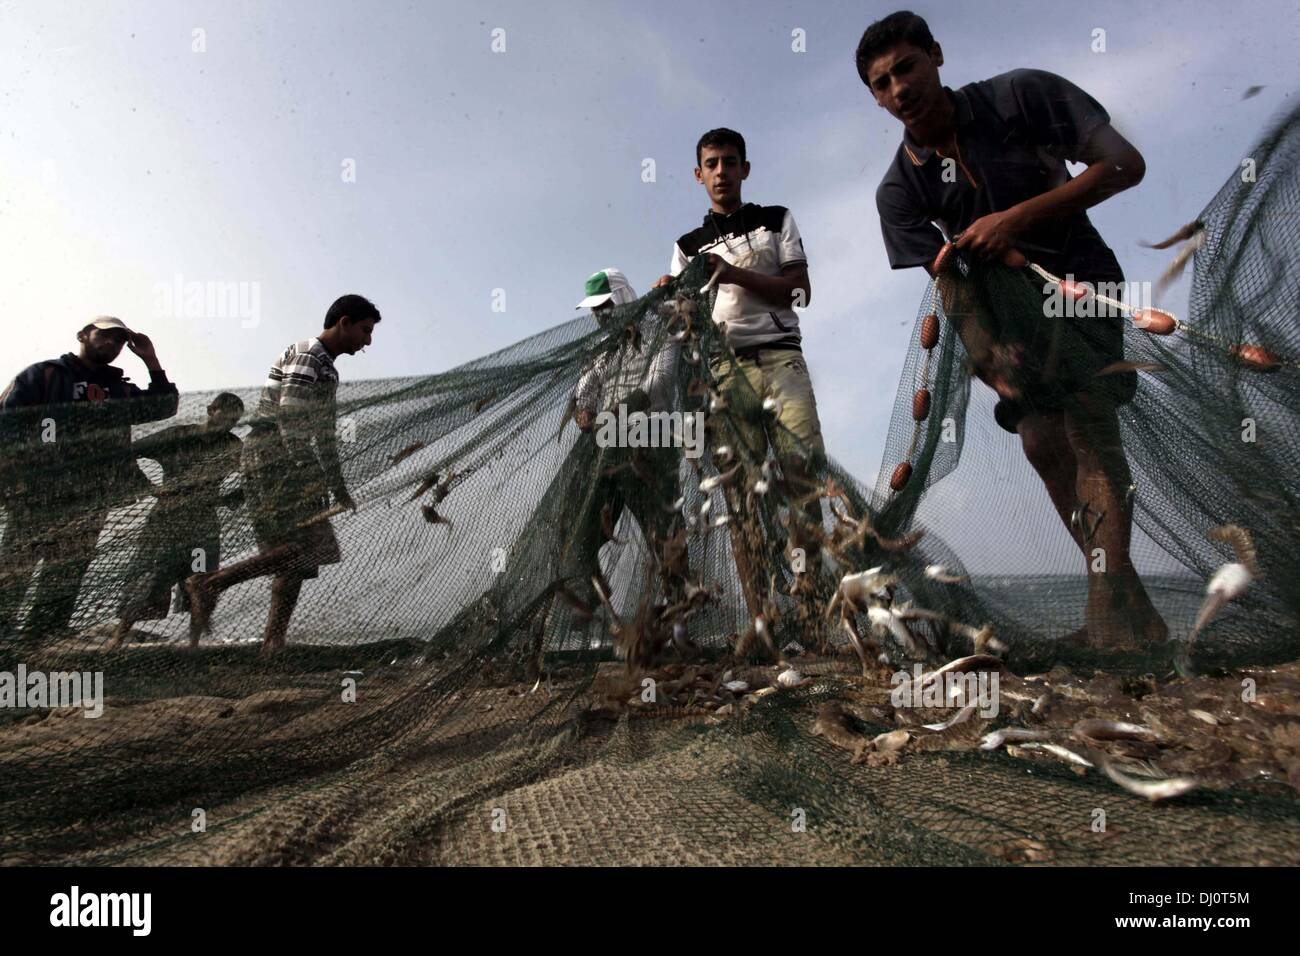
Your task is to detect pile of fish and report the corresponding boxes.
[806,653,1300,802]
[592,659,813,720]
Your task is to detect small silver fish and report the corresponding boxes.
[1141,219,1204,251]
[924,564,966,584]
[1097,756,1198,802]
[699,463,742,493]
[869,605,921,658]
[1073,718,1159,742]
[1021,742,1093,767]
[979,727,1051,750]
[921,702,977,732]
[873,729,911,753]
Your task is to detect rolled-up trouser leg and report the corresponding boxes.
[709,356,771,620]
[759,350,828,597]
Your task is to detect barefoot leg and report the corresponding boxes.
[1064,396,1167,647]
[1016,410,1085,555]
[104,618,133,651]
[262,574,303,654]
[184,573,219,636]
[185,543,300,637]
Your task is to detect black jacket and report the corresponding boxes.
[0,353,180,503]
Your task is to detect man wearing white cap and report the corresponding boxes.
[0,317,179,637]
[571,268,677,430]
[537,269,687,660]
[574,266,634,311]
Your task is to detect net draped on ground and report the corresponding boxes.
[0,106,1297,865]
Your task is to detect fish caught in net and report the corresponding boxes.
[0,105,1297,866]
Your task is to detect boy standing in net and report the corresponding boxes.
[107,392,246,649]
[185,296,379,653]
[858,10,1165,647]
[654,128,828,627]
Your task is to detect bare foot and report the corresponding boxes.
[1085,572,1169,650]
[1056,626,1091,647]
[259,636,285,657]
[184,573,218,636]
[104,624,131,651]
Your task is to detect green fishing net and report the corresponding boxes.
[0,105,1296,866]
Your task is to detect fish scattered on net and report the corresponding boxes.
[0,106,1297,865]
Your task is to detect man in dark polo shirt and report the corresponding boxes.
[652,128,830,629]
[857,11,1166,648]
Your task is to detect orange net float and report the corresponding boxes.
[920,313,940,350]
[912,387,932,421]
[889,461,913,491]
[1130,308,1179,335]
[929,243,1028,274]
[1230,343,1283,372]
[929,243,956,276]
[1059,278,1092,301]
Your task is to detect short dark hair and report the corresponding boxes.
[696,128,746,167]
[855,11,936,87]
[210,391,245,414]
[324,294,382,329]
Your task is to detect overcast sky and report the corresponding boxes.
[2,0,1295,490]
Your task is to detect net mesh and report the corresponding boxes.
[1,106,1298,866]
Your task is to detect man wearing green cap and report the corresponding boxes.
[0,317,179,638]
[545,268,688,660]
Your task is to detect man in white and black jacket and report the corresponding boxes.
[654,128,829,616]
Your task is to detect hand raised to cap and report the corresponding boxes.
[127,330,162,370]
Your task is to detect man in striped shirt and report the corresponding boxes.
[186,294,380,652]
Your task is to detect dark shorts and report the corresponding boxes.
[242,428,340,579]
[989,278,1138,434]
[119,498,221,620]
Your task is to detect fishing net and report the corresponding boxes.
[0,105,1297,866]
